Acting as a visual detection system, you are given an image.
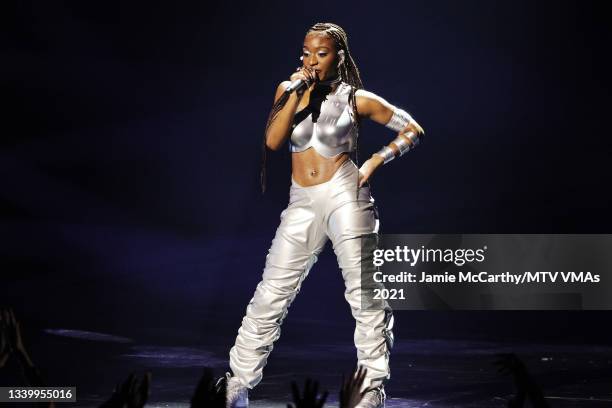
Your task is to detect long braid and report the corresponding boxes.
[260,22,364,194]
[260,92,291,194]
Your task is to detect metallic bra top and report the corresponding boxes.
[288,82,358,158]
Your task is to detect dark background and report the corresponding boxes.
[2,0,612,353]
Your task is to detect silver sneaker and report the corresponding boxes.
[355,386,386,408]
[222,372,249,408]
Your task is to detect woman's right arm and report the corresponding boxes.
[265,67,316,151]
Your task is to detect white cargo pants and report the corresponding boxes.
[229,159,394,391]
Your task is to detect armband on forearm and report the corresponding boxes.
[374,131,420,164]
[376,107,420,165]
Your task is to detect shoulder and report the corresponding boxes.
[273,81,291,102]
[354,88,393,118]
[355,89,389,104]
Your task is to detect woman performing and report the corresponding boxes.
[222,22,424,408]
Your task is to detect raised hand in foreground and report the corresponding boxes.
[0,307,48,387]
[340,365,372,408]
[493,353,549,408]
[100,372,151,408]
[190,367,225,408]
[288,378,328,408]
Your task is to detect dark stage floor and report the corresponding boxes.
[5,324,611,408]
[3,231,612,407]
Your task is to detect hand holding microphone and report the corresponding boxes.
[286,66,318,96]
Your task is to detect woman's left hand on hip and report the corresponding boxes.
[358,155,384,187]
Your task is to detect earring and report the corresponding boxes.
[337,50,345,67]
[300,56,304,61]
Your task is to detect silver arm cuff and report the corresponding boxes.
[374,146,395,164]
[403,130,420,147]
[377,130,420,164]
[392,134,412,156]
[385,107,413,132]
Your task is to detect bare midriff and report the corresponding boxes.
[291,149,350,187]
[290,83,351,187]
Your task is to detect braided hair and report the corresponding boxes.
[260,22,364,194]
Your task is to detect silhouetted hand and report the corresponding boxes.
[0,307,47,387]
[1,308,26,355]
[493,353,549,408]
[340,365,371,408]
[100,372,151,408]
[190,367,225,408]
[0,312,9,368]
[288,378,328,408]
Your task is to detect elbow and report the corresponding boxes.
[416,121,425,136]
[411,123,425,144]
[405,121,425,138]
[412,118,425,135]
[266,141,282,151]
[265,134,283,151]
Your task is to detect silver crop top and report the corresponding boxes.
[288,82,358,158]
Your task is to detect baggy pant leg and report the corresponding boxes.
[229,186,327,389]
[326,177,394,392]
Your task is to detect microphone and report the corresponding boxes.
[284,78,313,94]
